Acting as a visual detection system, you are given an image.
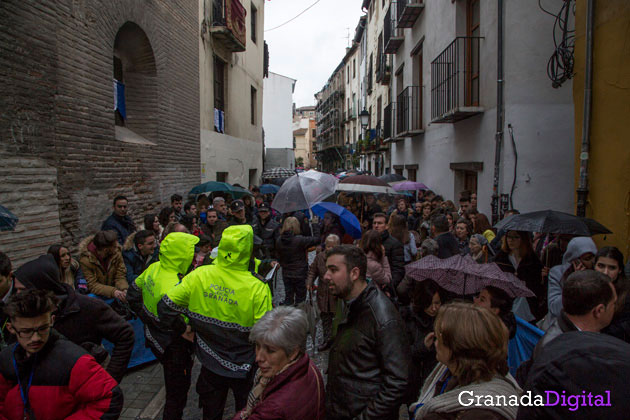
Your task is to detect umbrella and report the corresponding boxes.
[392,181,429,191]
[259,184,280,194]
[311,202,362,239]
[336,175,395,194]
[262,167,296,179]
[405,254,534,298]
[0,205,18,231]
[188,181,251,198]
[378,173,406,183]
[271,170,339,213]
[494,209,612,236]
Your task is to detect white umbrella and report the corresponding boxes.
[271,170,339,213]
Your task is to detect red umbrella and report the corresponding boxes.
[405,255,534,298]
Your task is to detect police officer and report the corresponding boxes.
[127,232,199,420]
[158,225,272,420]
[254,202,280,260]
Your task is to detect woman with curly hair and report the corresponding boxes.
[410,302,522,420]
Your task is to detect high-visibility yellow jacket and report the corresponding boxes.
[158,225,272,378]
[127,232,199,355]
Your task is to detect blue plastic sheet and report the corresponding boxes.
[90,295,156,368]
[507,316,544,376]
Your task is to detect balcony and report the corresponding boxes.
[384,3,403,54]
[212,0,247,53]
[383,102,396,141]
[396,86,423,137]
[431,37,484,123]
[396,0,424,28]
[375,53,392,85]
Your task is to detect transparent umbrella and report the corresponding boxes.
[271,170,339,214]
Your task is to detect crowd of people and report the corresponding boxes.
[0,184,629,420]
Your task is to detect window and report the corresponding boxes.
[217,172,228,182]
[251,86,257,125]
[214,56,226,112]
[251,3,257,43]
[353,59,356,78]
[347,66,350,83]
[466,0,480,106]
[407,168,417,182]
[113,22,157,143]
[312,129,316,137]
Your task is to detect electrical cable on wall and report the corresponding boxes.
[265,0,323,32]
[539,0,575,88]
[508,124,518,210]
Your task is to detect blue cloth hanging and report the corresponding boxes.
[507,316,544,376]
[113,79,126,120]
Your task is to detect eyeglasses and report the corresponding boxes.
[13,325,52,338]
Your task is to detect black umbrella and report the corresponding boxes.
[494,210,611,236]
[378,173,406,183]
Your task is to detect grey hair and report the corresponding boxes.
[420,238,439,256]
[325,234,340,245]
[249,306,308,356]
[213,197,225,205]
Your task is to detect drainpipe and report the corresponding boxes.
[576,0,594,217]
[491,0,505,225]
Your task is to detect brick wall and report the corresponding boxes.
[0,0,200,266]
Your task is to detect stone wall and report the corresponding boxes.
[0,0,200,265]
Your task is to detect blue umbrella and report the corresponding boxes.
[311,202,362,239]
[260,184,280,194]
[188,181,251,198]
[0,205,18,231]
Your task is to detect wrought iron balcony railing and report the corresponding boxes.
[431,37,484,123]
[212,0,247,52]
[384,3,403,54]
[396,0,424,28]
[396,86,423,137]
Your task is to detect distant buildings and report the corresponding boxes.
[293,106,317,169]
[263,72,297,169]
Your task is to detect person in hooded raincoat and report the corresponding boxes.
[128,232,200,420]
[158,225,272,420]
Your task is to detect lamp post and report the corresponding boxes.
[359,108,370,171]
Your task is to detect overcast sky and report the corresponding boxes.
[264,0,365,108]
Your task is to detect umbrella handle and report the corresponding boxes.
[309,209,314,236]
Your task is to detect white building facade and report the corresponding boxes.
[384,0,574,218]
[199,0,266,186]
[263,72,297,169]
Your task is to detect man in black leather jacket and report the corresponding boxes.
[324,245,410,420]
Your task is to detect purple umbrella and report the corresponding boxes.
[405,255,534,298]
[392,181,429,191]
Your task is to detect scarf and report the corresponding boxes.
[239,357,300,419]
[411,363,522,420]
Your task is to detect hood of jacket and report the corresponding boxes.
[216,225,253,271]
[159,232,199,274]
[123,232,137,252]
[562,237,597,264]
[78,234,95,256]
[14,254,68,296]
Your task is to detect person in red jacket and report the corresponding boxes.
[0,289,123,420]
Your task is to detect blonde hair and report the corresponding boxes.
[281,217,301,235]
[434,302,509,385]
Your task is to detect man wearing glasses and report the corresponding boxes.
[0,289,123,419]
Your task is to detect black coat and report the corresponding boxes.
[14,255,134,383]
[493,250,545,321]
[101,213,136,245]
[381,230,405,289]
[275,225,320,280]
[254,215,280,259]
[326,281,410,420]
[400,305,437,404]
[517,332,630,420]
[435,232,459,259]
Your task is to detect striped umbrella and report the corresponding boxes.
[262,167,296,179]
[405,255,534,298]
